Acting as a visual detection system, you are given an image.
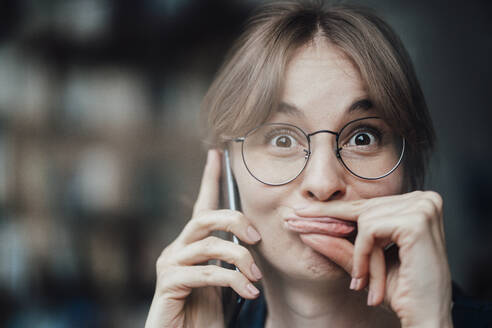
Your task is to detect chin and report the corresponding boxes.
[255,236,350,284]
[295,245,349,281]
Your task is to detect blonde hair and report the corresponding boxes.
[201,0,435,190]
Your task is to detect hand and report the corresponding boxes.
[145,149,263,328]
[298,191,453,328]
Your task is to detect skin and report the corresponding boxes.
[145,40,453,328]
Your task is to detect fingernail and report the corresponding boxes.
[247,226,261,242]
[251,263,263,280]
[246,283,260,296]
[355,278,363,290]
[367,290,374,306]
[349,278,356,290]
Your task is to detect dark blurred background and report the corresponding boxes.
[0,0,490,327]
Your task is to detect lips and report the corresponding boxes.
[285,216,356,238]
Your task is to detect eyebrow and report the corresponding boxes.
[277,102,306,117]
[277,98,373,117]
[348,98,373,112]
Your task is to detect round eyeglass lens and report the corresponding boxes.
[241,123,309,185]
[337,117,404,179]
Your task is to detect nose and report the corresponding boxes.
[299,136,347,201]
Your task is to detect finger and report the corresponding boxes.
[295,193,417,222]
[299,234,354,274]
[418,192,447,255]
[352,217,395,283]
[159,265,260,300]
[352,223,376,281]
[179,209,261,245]
[193,149,221,216]
[354,209,447,279]
[367,247,386,306]
[175,236,262,282]
[424,191,445,241]
[352,215,417,279]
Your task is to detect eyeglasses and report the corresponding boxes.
[233,116,405,186]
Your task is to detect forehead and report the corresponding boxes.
[286,39,363,92]
[279,39,368,125]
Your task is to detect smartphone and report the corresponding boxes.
[220,149,245,325]
[221,149,241,235]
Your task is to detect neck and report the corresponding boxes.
[260,266,400,328]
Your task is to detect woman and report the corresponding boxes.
[146,1,469,327]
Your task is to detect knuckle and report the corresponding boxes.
[425,191,443,209]
[365,222,378,236]
[236,245,252,264]
[192,213,213,230]
[156,255,166,272]
[156,247,173,272]
[357,213,371,229]
[356,223,371,241]
[357,225,376,247]
[418,198,435,212]
[417,197,440,218]
[156,267,175,290]
[231,210,244,224]
[202,236,219,253]
[222,210,243,232]
[192,203,209,218]
[201,265,215,283]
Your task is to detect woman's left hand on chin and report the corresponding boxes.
[298,191,453,328]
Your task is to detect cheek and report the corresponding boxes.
[231,149,285,225]
[349,165,405,198]
[235,169,280,219]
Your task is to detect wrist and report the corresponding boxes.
[403,311,453,328]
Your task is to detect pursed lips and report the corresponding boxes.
[284,216,356,238]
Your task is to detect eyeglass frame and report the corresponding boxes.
[232,116,406,186]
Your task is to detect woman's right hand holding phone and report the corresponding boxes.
[145,149,262,328]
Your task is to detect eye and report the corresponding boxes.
[344,129,380,148]
[338,119,390,156]
[271,135,296,148]
[352,132,374,146]
[261,125,306,153]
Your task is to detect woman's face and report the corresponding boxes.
[231,40,404,284]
